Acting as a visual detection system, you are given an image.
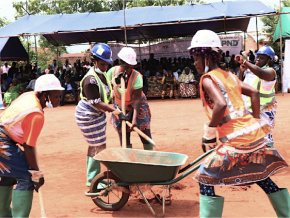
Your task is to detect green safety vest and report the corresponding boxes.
[79,67,113,104]
[247,66,276,111]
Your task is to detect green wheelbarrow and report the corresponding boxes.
[85,148,214,217]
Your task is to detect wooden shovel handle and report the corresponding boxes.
[126,121,159,150]
[121,77,126,148]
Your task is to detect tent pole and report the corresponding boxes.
[56,46,59,62]
[223,16,227,35]
[34,35,38,61]
[256,17,259,51]
[27,36,30,65]
[149,40,151,55]
[123,0,128,46]
[244,31,246,51]
[138,32,142,69]
[279,0,284,95]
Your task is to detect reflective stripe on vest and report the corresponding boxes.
[246,66,276,110]
[0,91,43,143]
[219,122,261,142]
[79,67,113,104]
[210,74,248,127]
[114,66,139,107]
[256,79,276,108]
[201,69,265,149]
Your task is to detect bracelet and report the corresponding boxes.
[243,59,246,65]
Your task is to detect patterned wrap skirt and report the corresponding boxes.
[75,99,107,147]
[179,83,196,97]
[260,100,277,146]
[193,145,288,186]
[0,128,31,178]
[111,94,151,133]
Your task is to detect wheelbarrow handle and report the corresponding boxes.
[178,148,215,173]
[126,121,159,150]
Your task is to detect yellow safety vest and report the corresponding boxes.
[246,66,276,110]
[80,67,113,104]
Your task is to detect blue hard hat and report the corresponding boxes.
[255,45,275,60]
[91,43,112,63]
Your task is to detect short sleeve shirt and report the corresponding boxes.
[107,67,143,92]
[82,75,111,104]
[21,112,44,147]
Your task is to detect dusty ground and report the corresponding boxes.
[29,93,290,217]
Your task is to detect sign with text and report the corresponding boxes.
[219,35,243,56]
[109,35,243,62]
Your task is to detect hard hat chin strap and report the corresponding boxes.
[45,94,53,108]
[204,57,209,74]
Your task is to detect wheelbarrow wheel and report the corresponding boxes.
[90,171,130,211]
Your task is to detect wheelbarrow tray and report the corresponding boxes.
[94,148,188,183]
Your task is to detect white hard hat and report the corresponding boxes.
[118,47,137,65]
[35,74,64,92]
[188,30,222,50]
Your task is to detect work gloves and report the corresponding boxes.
[29,170,45,192]
[112,108,129,121]
[112,71,127,87]
[202,122,217,153]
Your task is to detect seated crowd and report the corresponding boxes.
[0,49,282,106]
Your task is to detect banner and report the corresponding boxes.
[109,35,243,62]
[283,39,290,92]
[219,35,243,56]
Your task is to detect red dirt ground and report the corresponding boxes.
[29,93,290,217]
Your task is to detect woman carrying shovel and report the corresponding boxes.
[107,47,153,150]
[188,30,289,217]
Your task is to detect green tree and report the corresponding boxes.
[11,0,203,66]
[261,0,290,53]
[0,17,11,28]
[13,0,111,16]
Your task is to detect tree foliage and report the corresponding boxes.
[0,17,11,28]
[12,0,200,15]
[261,0,290,53]
[10,0,202,68]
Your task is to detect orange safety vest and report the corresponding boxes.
[200,69,266,151]
[113,66,142,108]
[0,91,43,144]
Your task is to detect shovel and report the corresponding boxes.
[120,76,127,148]
[126,121,159,149]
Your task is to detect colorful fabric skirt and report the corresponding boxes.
[260,100,277,146]
[75,99,107,147]
[0,128,31,178]
[179,83,196,97]
[112,94,151,134]
[193,145,288,186]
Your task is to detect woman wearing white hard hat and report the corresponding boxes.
[188,30,289,217]
[0,74,64,217]
[107,47,153,150]
[75,43,127,190]
[236,45,277,147]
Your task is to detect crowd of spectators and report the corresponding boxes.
[0,49,282,106]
